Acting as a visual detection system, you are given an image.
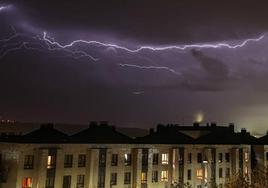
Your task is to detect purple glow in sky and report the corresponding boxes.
[1,0,268,134]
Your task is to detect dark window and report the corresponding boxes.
[266,152,268,161]
[110,173,117,185]
[124,172,131,184]
[24,155,34,169]
[77,175,85,188]
[225,153,230,163]
[142,149,149,166]
[226,168,230,178]
[64,155,73,168]
[111,154,118,166]
[98,173,105,187]
[63,175,71,188]
[78,154,86,167]
[219,153,223,163]
[187,153,192,163]
[187,169,191,180]
[45,177,55,188]
[152,171,158,182]
[219,168,223,178]
[153,153,159,165]
[124,154,131,166]
[99,153,106,166]
[197,153,202,163]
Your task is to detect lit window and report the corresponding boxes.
[161,153,168,164]
[124,154,131,166]
[245,152,249,162]
[22,177,32,188]
[161,170,168,182]
[47,155,56,169]
[141,172,147,184]
[196,169,203,180]
[245,166,249,176]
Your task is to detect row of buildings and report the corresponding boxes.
[0,122,268,188]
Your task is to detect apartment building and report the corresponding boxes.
[0,122,259,188]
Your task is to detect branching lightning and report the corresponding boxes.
[119,63,181,75]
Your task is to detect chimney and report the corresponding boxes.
[40,123,54,129]
[193,122,199,127]
[241,128,247,134]
[229,123,234,132]
[89,121,98,128]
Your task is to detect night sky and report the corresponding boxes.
[1,0,268,133]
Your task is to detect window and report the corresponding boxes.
[111,154,118,166]
[63,176,71,188]
[245,152,249,162]
[161,170,168,182]
[196,169,203,180]
[45,177,54,188]
[47,155,56,169]
[64,155,73,168]
[161,153,168,164]
[197,153,202,163]
[77,175,85,188]
[153,153,159,165]
[219,153,223,163]
[78,154,86,167]
[22,177,32,188]
[219,168,223,178]
[124,154,131,166]
[141,172,147,183]
[152,171,158,182]
[266,152,268,161]
[225,153,230,163]
[24,155,34,169]
[187,153,192,163]
[110,173,117,185]
[187,169,191,180]
[245,166,249,176]
[142,152,148,166]
[226,168,230,178]
[124,172,131,184]
[197,185,202,188]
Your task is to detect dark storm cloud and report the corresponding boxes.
[10,0,268,44]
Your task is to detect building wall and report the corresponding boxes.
[0,143,252,188]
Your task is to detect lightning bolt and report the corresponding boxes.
[42,32,265,53]
[119,64,181,75]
